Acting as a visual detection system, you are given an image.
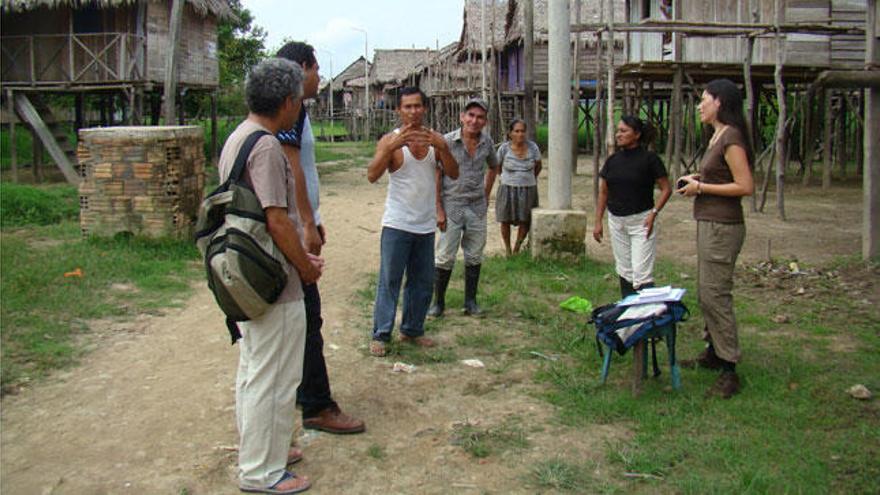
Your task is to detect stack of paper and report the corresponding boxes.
[619,285,686,306]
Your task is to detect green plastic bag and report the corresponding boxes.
[559,296,593,314]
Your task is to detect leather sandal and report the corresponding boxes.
[240,470,311,494]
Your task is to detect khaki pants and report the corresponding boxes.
[697,221,745,363]
[236,300,306,489]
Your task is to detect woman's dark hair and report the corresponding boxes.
[704,78,755,168]
[507,118,526,138]
[619,115,656,147]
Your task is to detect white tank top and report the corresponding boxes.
[381,145,437,234]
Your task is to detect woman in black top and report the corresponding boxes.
[593,116,672,297]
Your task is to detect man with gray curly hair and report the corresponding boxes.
[217,57,320,494]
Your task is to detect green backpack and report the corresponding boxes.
[195,130,288,344]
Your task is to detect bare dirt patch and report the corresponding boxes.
[1,154,870,494]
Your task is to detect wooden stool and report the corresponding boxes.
[599,321,681,394]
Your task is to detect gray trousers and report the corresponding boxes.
[696,220,745,363]
[435,202,487,270]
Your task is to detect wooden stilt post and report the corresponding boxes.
[604,0,616,158]
[837,95,847,179]
[856,89,864,176]
[823,89,833,190]
[32,128,43,183]
[669,66,683,179]
[802,89,819,186]
[7,89,17,183]
[523,0,535,142]
[593,17,604,203]
[75,93,84,132]
[572,0,582,174]
[210,91,218,164]
[743,28,757,198]
[773,0,787,220]
[163,0,184,124]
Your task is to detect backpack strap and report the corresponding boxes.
[225,130,271,188]
[220,128,270,346]
[226,317,242,345]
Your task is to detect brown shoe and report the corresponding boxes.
[707,371,741,399]
[369,340,386,357]
[680,347,724,370]
[400,335,436,347]
[303,405,366,434]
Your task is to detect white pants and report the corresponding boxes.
[608,210,657,288]
[236,300,306,489]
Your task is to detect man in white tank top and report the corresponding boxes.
[366,88,459,357]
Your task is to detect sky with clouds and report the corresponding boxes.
[241,0,466,79]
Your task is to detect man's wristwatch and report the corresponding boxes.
[651,208,659,215]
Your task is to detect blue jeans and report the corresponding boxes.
[372,227,435,342]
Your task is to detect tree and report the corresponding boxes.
[217,0,267,86]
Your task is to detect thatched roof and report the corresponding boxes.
[333,56,371,88]
[369,49,435,85]
[0,0,235,19]
[413,41,459,73]
[458,0,508,51]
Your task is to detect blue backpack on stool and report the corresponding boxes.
[590,301,689,384]
[591,301,689,355]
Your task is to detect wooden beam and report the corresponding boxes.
[568,21,864,36]
[163,0,184,124]
[814,70,880,89]
[13,93,80,185]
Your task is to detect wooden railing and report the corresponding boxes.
[1,33,145,86]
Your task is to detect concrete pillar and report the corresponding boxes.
[531,0,587,258]
[865,0,879,259]
[548,0,572,208]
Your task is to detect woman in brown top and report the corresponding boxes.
[677,79,754,399]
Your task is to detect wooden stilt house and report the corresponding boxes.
[0,0,233,183]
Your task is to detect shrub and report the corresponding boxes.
[0,183,79,228]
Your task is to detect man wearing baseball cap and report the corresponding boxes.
[429,97,499,317]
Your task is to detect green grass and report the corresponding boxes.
[529,458,601,492]
[366,444,387,460]
[460,253,879,493]
[357,252,877,491]
[451,416,530,458]
[0,219,200,391]
[0,182,79,227]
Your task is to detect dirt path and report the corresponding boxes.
[1,157,863,494]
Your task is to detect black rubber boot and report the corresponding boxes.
[427,268,452,317]
[635,281,655,291]
[619,276,636,298]
[464,264,483,316]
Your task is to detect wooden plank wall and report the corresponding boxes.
[678,0,835,68]
[146,2,218,87]
[831,0,868,68]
